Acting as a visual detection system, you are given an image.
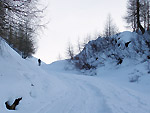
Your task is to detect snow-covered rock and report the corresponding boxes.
[72,31,150,72]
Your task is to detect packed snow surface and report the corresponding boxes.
[0,38,150,113]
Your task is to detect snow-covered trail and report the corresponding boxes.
[36,71,112,113]
[36,69,150,113]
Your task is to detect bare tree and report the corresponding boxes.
[66,41,74,60]
[124,0,137,31]
[57,53,63,60]
[77,38,82,53]
[0,1,8,38]
[147,1,150,30]
[0,0,45,57]
[136,0,145,34]
[124,0,149,33]
[103,14,119,37]
[140,0,150,31]
[82,34,91,47]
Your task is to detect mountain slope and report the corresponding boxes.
[72,31,150,72]
[0,39,67,113]
[1,34,150,113]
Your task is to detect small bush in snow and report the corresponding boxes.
[129,75,140,83]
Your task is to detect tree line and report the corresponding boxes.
[0,0,44,58]
[66,14,119,60]
[124,0,150,34]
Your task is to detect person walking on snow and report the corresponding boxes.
[38,59,41,66]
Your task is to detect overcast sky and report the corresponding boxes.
[34,0,128,64]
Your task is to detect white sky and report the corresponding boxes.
[34,0,128,64]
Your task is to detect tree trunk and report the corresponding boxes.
[136,0,145,34]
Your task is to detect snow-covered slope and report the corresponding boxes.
[0,40,68,113]
[1,33,150,113]
[72,31,150,72]
[42,59,150,113]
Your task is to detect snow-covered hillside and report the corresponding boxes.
[1,33,150,113]
[72,31,150,72]
[42,59,150,113]
[0,40,68,113]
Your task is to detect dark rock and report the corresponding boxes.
[5,97,22,110]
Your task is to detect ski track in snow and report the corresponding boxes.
[36,72,112,113]
[36,70,150,113]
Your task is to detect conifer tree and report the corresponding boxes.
[125,0,150,33]
[0,0,44,58]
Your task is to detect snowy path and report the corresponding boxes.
[36,70,150,113]
[36,72,112,113]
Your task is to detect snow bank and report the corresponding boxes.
[0,40,68,113]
